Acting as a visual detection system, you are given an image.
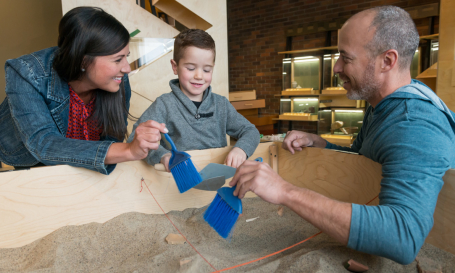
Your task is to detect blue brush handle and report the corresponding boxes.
[254,157,263,162]
[164,133,177,152]
[217,186,242,214]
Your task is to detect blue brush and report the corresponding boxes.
[164,133,202,193]
[203,157,263,238]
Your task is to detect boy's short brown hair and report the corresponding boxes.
[173,29,216,64]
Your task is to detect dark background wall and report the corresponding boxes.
[227,0,440,121]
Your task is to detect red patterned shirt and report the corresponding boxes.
[66,85,102,141]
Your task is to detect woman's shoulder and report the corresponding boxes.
[6,47,58,79]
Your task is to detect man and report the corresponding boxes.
[230,6,455,264]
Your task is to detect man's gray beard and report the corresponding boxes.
[346,61,380,101]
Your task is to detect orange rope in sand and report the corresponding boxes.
[141,178,217,271]
[211,194,380,272]
[212,231,323,272]
[142,177,379,272]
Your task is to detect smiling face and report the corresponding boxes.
[83,44,131,93]
[333,12,382,101]
[171,46,215,102]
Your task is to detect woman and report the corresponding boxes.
[0,7,167,174]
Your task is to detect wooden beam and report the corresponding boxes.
[278,46,338,55]
[436,0,455,111]
[152,0,212,30]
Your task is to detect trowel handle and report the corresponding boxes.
[154,164,166,172]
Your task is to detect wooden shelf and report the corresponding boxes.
[273,117,319,122]
[278,45,338,55]
[279,34,438,56]
[281,91,319,96]
[419,33,439,40]
[231,99,265,110]
[275,93,348,97]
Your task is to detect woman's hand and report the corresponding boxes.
[224,147,247,168]
[105,120,168,165]
[127,120,168,160]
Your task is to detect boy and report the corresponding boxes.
[128,29,260,171]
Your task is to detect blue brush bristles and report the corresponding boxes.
[203,157,262,238]
[203,186,242,239]
[171,158,203,193]
[164,133,202,193]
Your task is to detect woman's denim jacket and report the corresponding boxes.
[0,47,131,174]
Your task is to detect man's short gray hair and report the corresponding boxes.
[365,6,420,70]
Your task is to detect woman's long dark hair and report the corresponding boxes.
[53,6,133,140]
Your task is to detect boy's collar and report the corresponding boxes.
[169,79,212,112]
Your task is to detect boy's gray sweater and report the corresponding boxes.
[127,79,260,165]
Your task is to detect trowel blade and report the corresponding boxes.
[199,163,236,181]
[193,176,226,191]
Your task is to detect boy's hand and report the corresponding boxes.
[160,153,172,172]
[225,147,247,168]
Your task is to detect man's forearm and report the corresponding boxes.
[282,184,352,244]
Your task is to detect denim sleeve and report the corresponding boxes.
[347,112,451,264]
[127,98,170,165]
[224,98,260,158]
[5,65,116,174]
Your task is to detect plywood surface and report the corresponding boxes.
[277,145,455,255]
[436,0,455,111]
[426,168,455,254]
[0,142,274,248]
[278,145,382,205]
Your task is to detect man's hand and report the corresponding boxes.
[282,130,326,154]
[128,120,168,161]
[160,153,172,172]
[224,147,247,168]
[229,160,293,204]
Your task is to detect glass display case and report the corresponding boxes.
[430,40,439,66]
[282,58,292,90]
[278,52,366,143]
[318,109,364,137]
[410,49,420,79]
[279,97,319,121]
[279,97,319,114]
[280,98,291,114]
[318,110,332,135]
[293,97,319,113]
[293,57,320,90]
[282,54,346,91]
[282,56,320,91]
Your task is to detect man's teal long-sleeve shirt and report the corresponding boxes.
[325,80,455,264]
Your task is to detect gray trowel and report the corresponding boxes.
[154,163,236,191]
[193,163,237,191]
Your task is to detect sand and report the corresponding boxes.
[1,198,454,273]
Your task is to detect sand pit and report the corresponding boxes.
[1,198,454,272]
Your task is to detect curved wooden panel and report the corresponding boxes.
[278,145,382,205]
[0,142,273,248]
